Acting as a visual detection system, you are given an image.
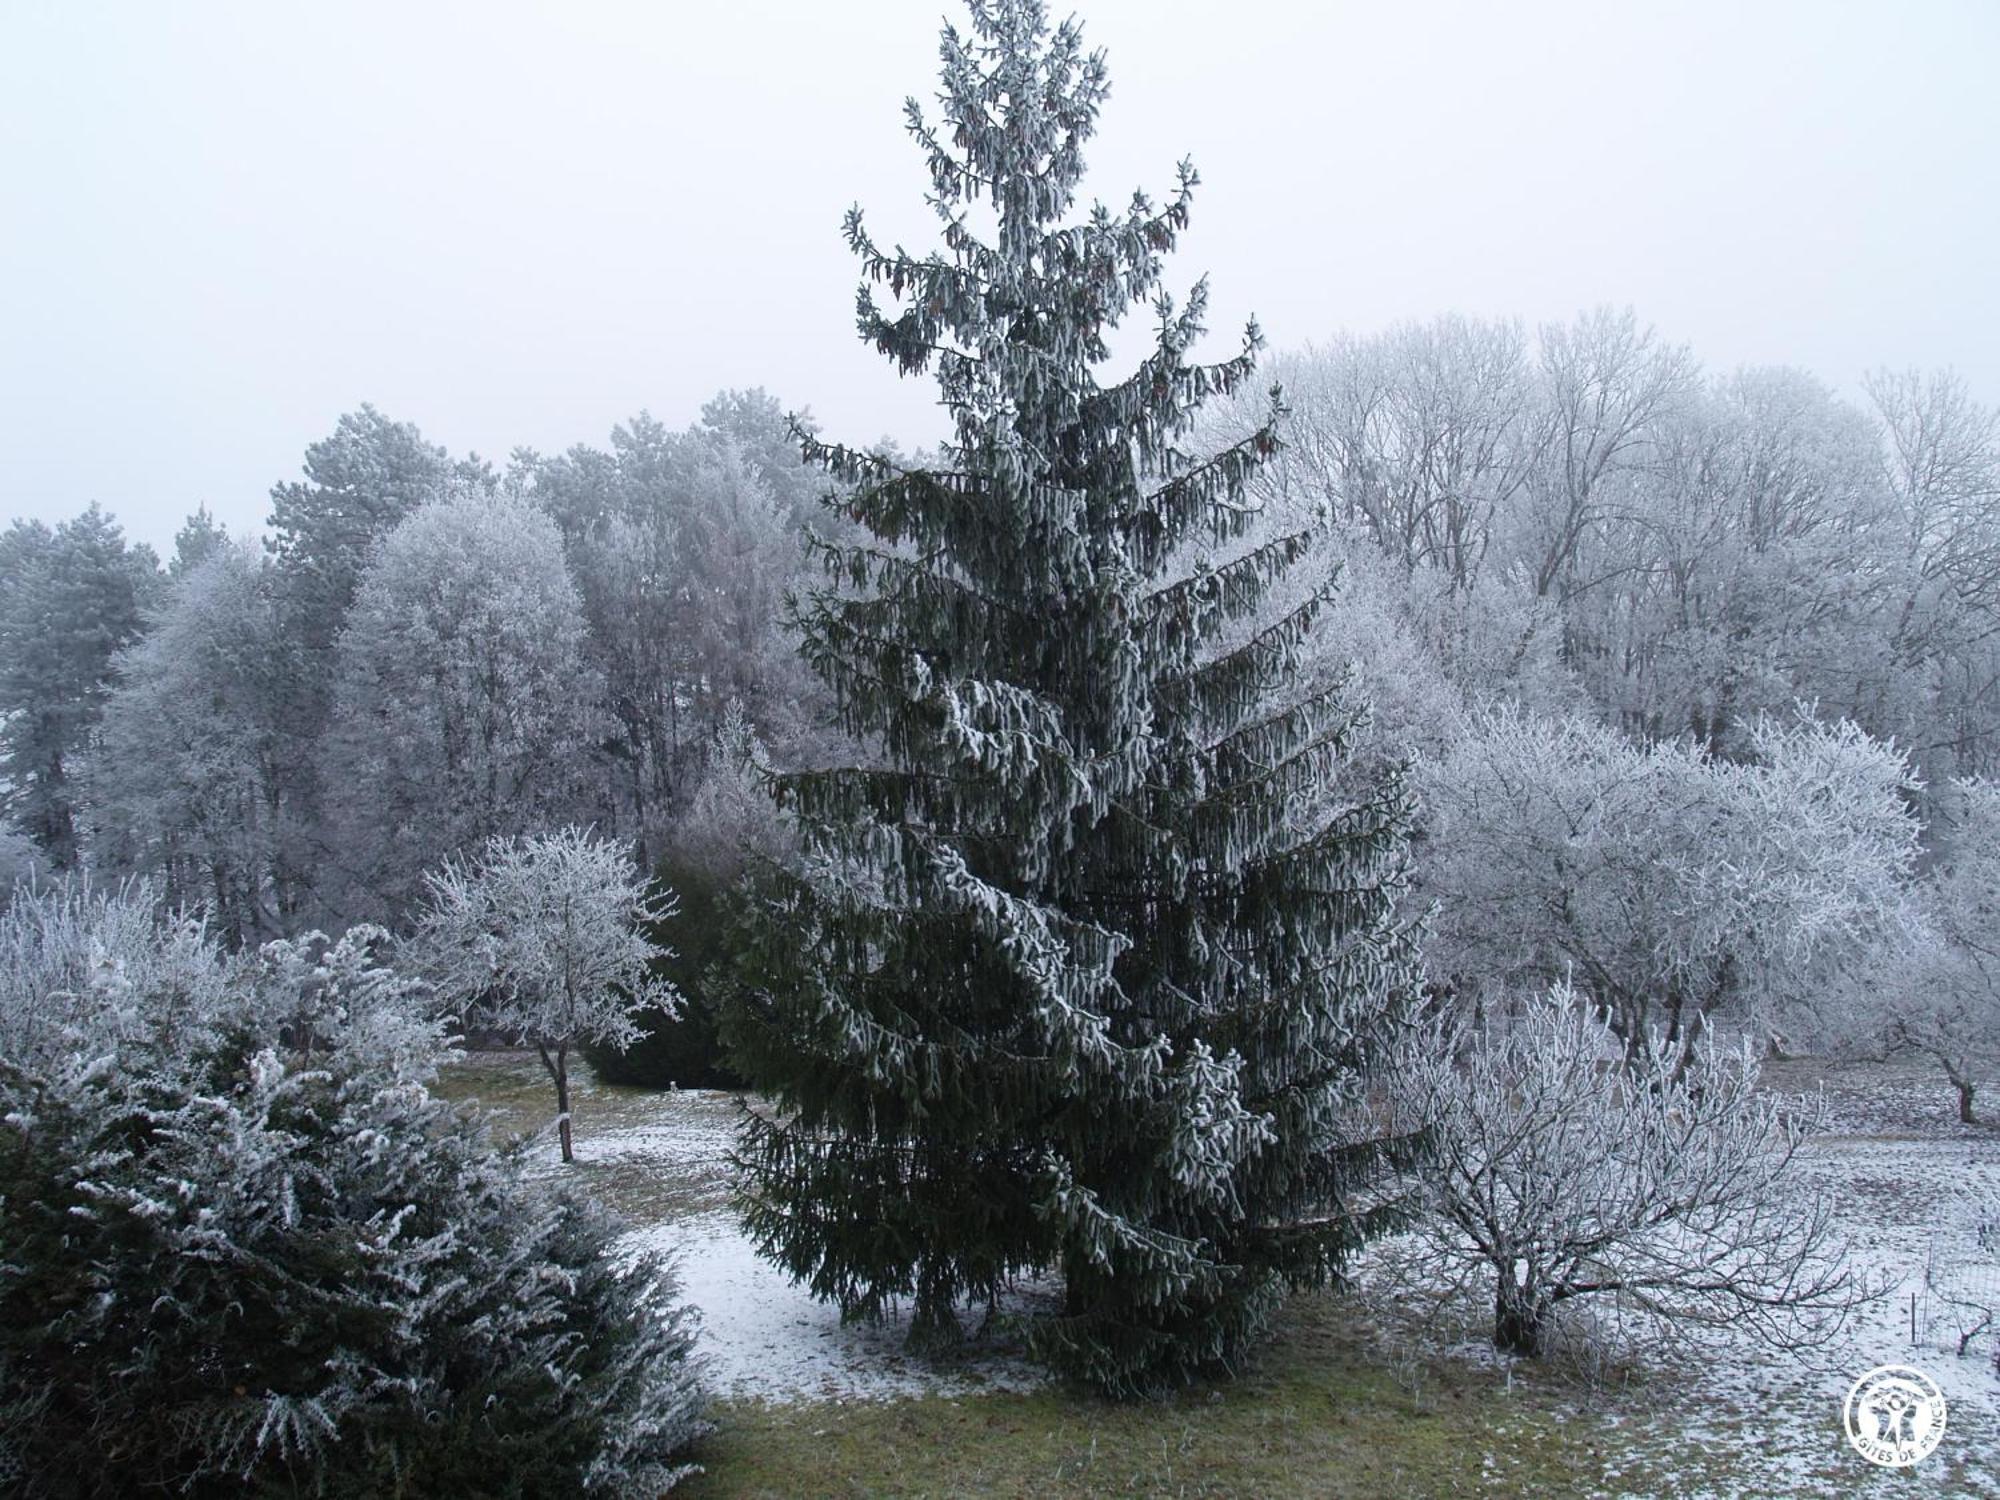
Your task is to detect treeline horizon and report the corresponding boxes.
[1,304,1995,952]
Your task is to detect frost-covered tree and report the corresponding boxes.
[1391,983,1854,1358]
[1250,318,1539,587]
[1510,307,1697,605]
[1867,367,2000,780]
[0,884,707,1496]
[266,404,459,664]
[1422,711,1919,1065]
[0,508,161,866]
[731,0,1419,1395]
[320,490,602,923]
[168,503,230,578]
[1840,778,2000,1123]
[522,412,824,852]
[414,829,676,1163]
[89,546,297,945]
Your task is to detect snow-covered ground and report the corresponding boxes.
[457,1052,2000,1489]
[470,1059,1052,1403]
[1536,1060,2000,1498]
[630,1213,1053,1403]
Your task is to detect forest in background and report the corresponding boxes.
[2,318,1996,1115]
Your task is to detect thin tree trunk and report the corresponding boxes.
[538,1040,577,1163]
[556,1042,574,1163]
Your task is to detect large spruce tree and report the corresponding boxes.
[732,0,1419,1395]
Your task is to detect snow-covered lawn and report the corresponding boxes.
[438,1052,1053,1404]
[1590,1058,2000,1498]
[440,1050,2000,1493]
[629,1215,1054,1403]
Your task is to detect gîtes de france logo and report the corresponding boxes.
[1843,1364,1947,1468]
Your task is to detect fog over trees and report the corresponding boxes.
[1,0,1995,1488]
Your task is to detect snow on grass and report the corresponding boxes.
[438,1052,1050,1404]
[1628,1125,2000,1499]
[632,1212,1052,1405]
[1550,1067,2000,1498]
[441,1048,2000,1482]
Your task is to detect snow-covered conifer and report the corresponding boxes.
[731,0,1419,1395]
[0,877,707,1495]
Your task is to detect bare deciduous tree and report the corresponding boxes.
[1392,983,1857,1358]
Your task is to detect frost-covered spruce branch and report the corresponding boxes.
[411,827,678,1163]
[1390,982,1858,1359]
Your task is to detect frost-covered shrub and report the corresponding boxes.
[0,877,230,1072]
[1390,983,1855,1360]
[0,885,707,1497]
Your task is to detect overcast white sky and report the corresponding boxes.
[3,0,1995,552]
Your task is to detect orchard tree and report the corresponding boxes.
[414,829,677,1163]
[319,490,602,922]
[1392,983,1854,1358]
[1856,778,2000,1123]
[730,0,1419,1395]
[1422,710,1918,1067]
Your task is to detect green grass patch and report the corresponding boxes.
[432,1050,739,1221]
[677,1292,1633,1498]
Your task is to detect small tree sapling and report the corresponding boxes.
[414,828,677,1162]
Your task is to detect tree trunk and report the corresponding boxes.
[1940,1053,1978,1126]
[556,1043,574,1163]
[1493,1276,1549,1357]
[538,1040,576,1163]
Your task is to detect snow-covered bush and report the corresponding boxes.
[1420,710,1919,1061]
[1391,983,1856,1359]
[0,881,707,1496]
[0,877,230,1072]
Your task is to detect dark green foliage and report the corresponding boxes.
[585,857,749,1091]
[0,950,706,1496]
[265,405,456,661]
[733,0,1420,1397]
